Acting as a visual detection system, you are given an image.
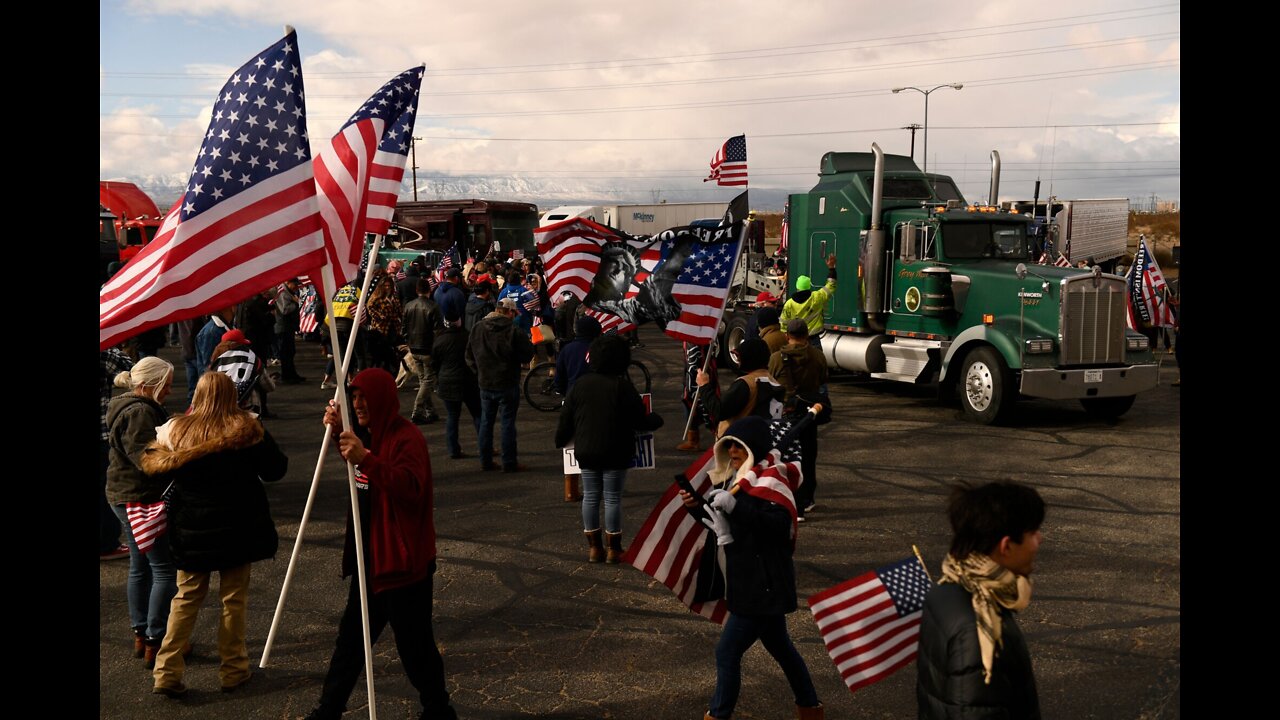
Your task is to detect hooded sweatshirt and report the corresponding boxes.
[554,316,602,394]
[340,368,439,594]
[769,341,828,399]
[140,415,286,572]
[555,334,663,470]
[105,393,171,506]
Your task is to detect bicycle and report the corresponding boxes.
[523,359,652,412]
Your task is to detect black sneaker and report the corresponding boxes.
[411,414,430,425]
[302,706,343,720]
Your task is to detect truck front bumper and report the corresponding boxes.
[1019,363,1158,400]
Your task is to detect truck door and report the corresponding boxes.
[809,231,836,321]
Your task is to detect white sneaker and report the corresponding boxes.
[804,502,817,513]
[320,382,331,390]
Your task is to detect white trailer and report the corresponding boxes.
[538,205,605,227]
[1013,197,1130,267]
[601,202,727,235]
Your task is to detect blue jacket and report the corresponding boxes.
[434,282,466,326]
[195,316,230,372]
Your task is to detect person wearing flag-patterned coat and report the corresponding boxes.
[683,415,825,720]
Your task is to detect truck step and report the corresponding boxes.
[870,371,932,384]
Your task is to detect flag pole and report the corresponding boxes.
[912,544,934,583]
[261,238,385,720]
[682,214,751,440]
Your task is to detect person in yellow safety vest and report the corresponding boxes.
[779,254,836,354]
[320,283,364,389]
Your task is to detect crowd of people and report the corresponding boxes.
[101,247,1050,720]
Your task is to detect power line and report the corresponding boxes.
[100,3,1179,79]
[99,121,1177,142]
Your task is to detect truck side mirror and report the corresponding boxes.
[1015,263,1028,280]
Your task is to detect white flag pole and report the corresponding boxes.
[682,211,750,439]
[260,237,385,720]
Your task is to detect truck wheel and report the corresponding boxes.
[959,347,1012,425]
[1080,395,1136,419]
[721,315,751,372]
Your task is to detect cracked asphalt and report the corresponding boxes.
[99,328,1180,719]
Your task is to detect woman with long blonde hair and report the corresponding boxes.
[141,371,288,697]
[106,355,178,667]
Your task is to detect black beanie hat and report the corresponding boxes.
[756,306,781,329]
[736,337,770,373]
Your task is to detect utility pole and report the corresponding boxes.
[411,136,422,201]
[902,124,922,161]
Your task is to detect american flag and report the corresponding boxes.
[436,240,459,282]
[661,232,742,344]
[535,218,662,334]
[704,134,748,186]
[1053,253,1072,268]
[99,31,326,350]
[1127,235,1175,329]
[313,66,423,296]
[808,556,933,694]
[125,500,168,554]
[298,282,318,334]
[621,444,803,624]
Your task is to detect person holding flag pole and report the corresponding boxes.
[254,65,457,720]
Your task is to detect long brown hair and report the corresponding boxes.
[167,372,258,451]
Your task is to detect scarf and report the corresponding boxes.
[940,553,1033,685]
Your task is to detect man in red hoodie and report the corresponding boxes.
[306,368,457,720]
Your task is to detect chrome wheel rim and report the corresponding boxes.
[965,361,994,412]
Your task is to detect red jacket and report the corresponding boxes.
[342,368,436,594]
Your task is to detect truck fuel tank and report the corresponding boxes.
[821,332,890,373]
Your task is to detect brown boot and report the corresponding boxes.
[796,703,824,720]
[585,529,604,563]
[133,629,146,658]
[143,639,161,669]
[605,531,624,564]
[676,428,701,452]
[564,474,582,502]
[704,713,728,720]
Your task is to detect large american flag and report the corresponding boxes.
[536,192,746,340]
[313,66,423,295]
[704,134,748,186]
[808,556,933,694]
[534,218,662,334]
[1127,235,1175,329]
[621,442,803,625]
[100,31,326,350]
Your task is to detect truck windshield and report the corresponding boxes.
[941,222,1030,260]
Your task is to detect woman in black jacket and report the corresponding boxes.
[555,334,663,563]
[140,371,287,697]
[430,309,483,459]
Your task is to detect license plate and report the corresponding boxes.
[1084,370,1103,383]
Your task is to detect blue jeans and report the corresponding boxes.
[443,395,481,457]
[709,612,819,718]
[581,468,627,533]
[111,504,178,640]
[479,385,519,468]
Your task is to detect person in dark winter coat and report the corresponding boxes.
[768,319,829,521]
[756,306,787,355]
[140,371,287,697]
[430,306,482,459]
[106,356,177,666]
[679,414,825,720]
[305,368,458,720]
[465,297,535,472]
[917,482,1045,720]
[554,315,602,395]
[402,277,441,424]
[434,268,468,327]
[464,280,497,332]
[695,337,784,438]
[555,334,663,563]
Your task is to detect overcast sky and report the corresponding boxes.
[101,0,1180,209]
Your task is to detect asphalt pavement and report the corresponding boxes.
[99,328,1180,719]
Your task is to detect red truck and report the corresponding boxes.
[99,181,165,263]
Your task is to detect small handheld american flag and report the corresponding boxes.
[808,556,933,694]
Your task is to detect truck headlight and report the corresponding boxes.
[1024,338,1054,354]
[1126,335,1150,351]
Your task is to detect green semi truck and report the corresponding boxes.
[719,144,1158,424]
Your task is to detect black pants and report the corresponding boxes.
[276,328,301,380]
[317,562,456,718]
[793,422,818,514]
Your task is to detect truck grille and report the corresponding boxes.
[1060,276,1126,365]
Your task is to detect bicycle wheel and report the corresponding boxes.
[523,362,563,412]
[626,360,652,395]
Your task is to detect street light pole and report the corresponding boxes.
[891,84,963,174]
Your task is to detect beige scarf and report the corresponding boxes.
[940,553,1033,685]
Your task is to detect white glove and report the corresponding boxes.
[707,488,737,515]
[700,508,734,546]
